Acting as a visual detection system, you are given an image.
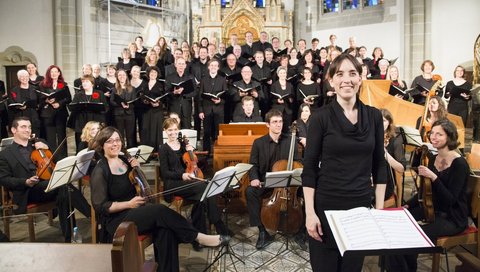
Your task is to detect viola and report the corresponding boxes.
[125,149,153,201]
[30,136,67,180]
[178,132,205,180]
[260,123,304,235]
[417,145,435,223]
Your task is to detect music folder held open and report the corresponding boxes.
[325,207,440,257]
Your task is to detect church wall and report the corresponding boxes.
[0,0,55,74]
[430,0,480,82]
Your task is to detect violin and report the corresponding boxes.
[417,145,435,223]
[260,123,304,235]
[125,149,153,201]
[178,132,205,180]
[30,136,67,180]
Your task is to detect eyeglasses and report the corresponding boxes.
[105,138,122,145]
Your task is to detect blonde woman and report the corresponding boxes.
[78,121,101,152]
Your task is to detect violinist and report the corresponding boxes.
[415,96,448,140]
[90,126,230,272]
[8,70,40,136]
[386,119,469,271]
[302,54,387,271]
[158,118,229,251]
[0,117,91,242]
[246,109,299,249]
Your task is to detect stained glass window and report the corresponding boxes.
[255,0,265,8]
[221,0,233,8]
[323,0,339,13]
[343,0,359,10]
[363,0,380,7]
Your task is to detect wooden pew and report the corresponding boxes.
[0,221,156,272]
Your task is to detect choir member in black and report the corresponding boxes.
[191,47,210,134]
[90,126,229,272]
[386,119,469,271]
[270,67,294,131]
[207,43,217,60]
[302,54,387,272]
[311,38,320,60]
[246,110,298,249]
[299,50,321,83]
[70,75,108,147]
[215,42,227,61]
[370,58,389,80]
[361,63,369,80]
[77,121,100,153]
[232,96,263,122]
[297,103,311,149]
[8,70,40,136]
[233,45,249,67]
[297,39,307,60]
[380,109,406,203]
[0,117,91,242]
[198,59,227,155]
[241,31,255,59]
[164,49,184,78]
[326,34,342,53]
[283,39,294,55]
[252,31,273,53]
[159,119,230,242]
[200,37,209,47]
[386,65,409,100]
[142,49,160,76]
[345,47,358,58]
[26,62,44,89]
[271,37,281,54]
[231,66,263,117]
[415,96,448,139]
[221,53,242,123]
[297,67,322,111]
[0,80,7,138]
[358,46,371,64]
[92,64,104,91]
[264,48,279,73]
[130,65,146,146]
[134,36,148,66]
[73,64,93,92]
[251,51,273,119]
[110,69,137,148]
[141,66,165,150]
[343,36,359,54]
[225,33,239,55]
[165,57,196,129]
[317,47,329,80]
[288,48,301,76]
[367,47,384,78]
[38,65,71,159]
[98,65,116,126]
[156,37,172,74]
[116,48,136,76]
[445,65,472,126]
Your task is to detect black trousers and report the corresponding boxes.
[245,186,273,227]
[122,204,199,272]
[28,181,91,242]
[165,179,222,233]
[202,109,224,154]
[114,114,136,148]
[385,207,466,272]
[43,115,68,159]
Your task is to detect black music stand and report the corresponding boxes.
[201,163,253,272]
[45,151,95,239]
[255,168,306,270]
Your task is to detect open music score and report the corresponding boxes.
[325,207,434,257]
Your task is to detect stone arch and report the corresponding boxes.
[0,46,38,82]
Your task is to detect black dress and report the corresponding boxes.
[270,80,293,130]
[8,85,40,136]
[141,81,164,149]
[297,81,322,110]
[110,88,137,148]
[445,80,472,125]
[90,156,199,272]
[384,130,406,201]
[302,99,387,271]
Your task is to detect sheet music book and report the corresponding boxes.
[388,85,408,97]
[201,91,226,100]
[274,48,288,57]
[270,92,291,100]
[233,84,260,95]
[70,150,95,181]
[264,168,303,188]
[113,93,140,105]
[8,101,26,108]
[68,102,106,112]
[287,73,301,82]
[171,79,195,95]
[127,145,153,163]
[44,156,77,192]
[142,92,169,103]
[200,163,253,202]
[399,126,436,152]
[35,89,63,99]
[325,207,434,257]
[298,89,319,101]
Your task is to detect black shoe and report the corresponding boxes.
[255,231,273,249]
[219,235,231,246]
[192,241,204,252]
[294,233,307,250]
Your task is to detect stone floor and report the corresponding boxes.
[0,127,477,271]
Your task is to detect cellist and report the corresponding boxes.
[158,118,229,251]
[386,119,469,271]
[415,95,448,141]
[0,117,91,242]
[246,109,300,250]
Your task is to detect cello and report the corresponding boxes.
[260,123,304,235]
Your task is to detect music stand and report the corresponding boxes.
[255,168,306,270]
[44,151,95,238]
[201,163,253,272]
